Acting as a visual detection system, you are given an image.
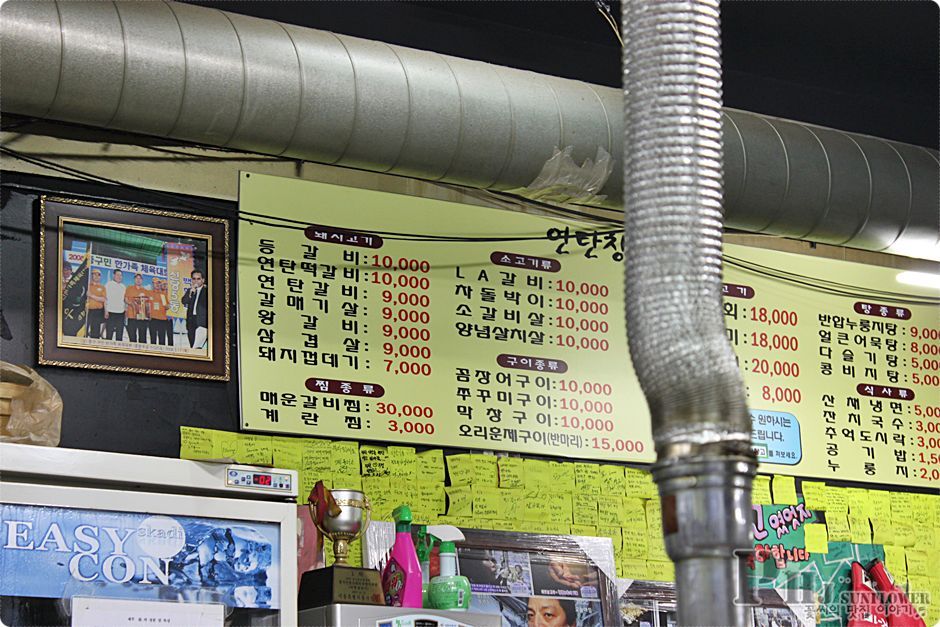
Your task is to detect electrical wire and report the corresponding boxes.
[2,144,938,304]
[594,0,623,46]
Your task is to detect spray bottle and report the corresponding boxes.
[414,525,432,608]
[427,525,472,611]
[382,505,423,608]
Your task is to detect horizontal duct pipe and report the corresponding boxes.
[1,0,937,257]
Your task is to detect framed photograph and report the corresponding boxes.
[365,524,619,627]
[39,196,230,380]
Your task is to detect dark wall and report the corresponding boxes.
[0,174,239,458]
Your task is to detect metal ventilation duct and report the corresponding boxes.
[1,0,937,257]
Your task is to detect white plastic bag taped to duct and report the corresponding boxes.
[509,146,613,204]
[0,361,63,446]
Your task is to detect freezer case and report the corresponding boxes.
[0,443,297,626]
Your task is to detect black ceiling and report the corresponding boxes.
[186,0,939,149]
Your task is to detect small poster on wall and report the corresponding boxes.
[38,196,230,380]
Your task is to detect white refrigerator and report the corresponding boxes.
[0,443,298,626]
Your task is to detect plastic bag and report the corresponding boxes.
[508,145,614,205]
[0,361,62,446]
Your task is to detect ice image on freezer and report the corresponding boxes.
[0,504,281,609]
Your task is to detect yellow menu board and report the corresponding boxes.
[238,173,940,487]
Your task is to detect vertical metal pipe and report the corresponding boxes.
[621,2,757,625]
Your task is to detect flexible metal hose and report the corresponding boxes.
[622,2,756,625]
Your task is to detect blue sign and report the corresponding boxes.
[0,503,281,609]
[750,409,802,465]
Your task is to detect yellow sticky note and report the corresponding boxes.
[826,513,851,542]
[470,454,498,487]
[524,459,551,489]
[546,492,573,524]
[302,438,332,478]
[647,560,675,582]
[826,487,849,515]
[500,488,525,521]
[621,558,649,580]
[596,525,622,551]
[524,490,550,522]
[417,481,446,515]
[872,517,895,545]
[570,524,597,536]
[572,494,598,526]
[598,499,621,526]
[772,475,798,505]
[890,492,914,526]
[446,486,473,517]
[622,523,650,559]
[894,522,917,547]
[752,476,772,504]
[600,465,625,494]
[869,490,891,522]
[849,514,871,544]
[218,431,238,460]
[498,456,525,488]
[906,549,927,576]
[550,462,576,493]
[800,481,828,511]
[180,427,217,460]
[847,488,872,518]
[645,498,662,537]
[416,449,445,483]
[803,524,829,554]
[333,473,362,491]
[236,434,273,465]
[388,446,417,480]
[883,545,907,580]
[330,441,359,476]
[362,476,389,498]
[624,468,657,499]
[359,445,389,476]
[447,454,474,486]
[272,437,303,471]
[575,463,602,496]
[474,487,503,519]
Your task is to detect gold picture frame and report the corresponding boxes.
[39,196,230,381]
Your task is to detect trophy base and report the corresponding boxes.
[298,565,385,610]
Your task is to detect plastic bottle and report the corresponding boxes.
[381,505,423,608]
[428,540,472,611]
[415,525,432,608]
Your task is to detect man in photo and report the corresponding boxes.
[527,597,576,627]
[104,269,127,341]
[85,268,106,338]
[181,269,208,349]
[124,272,150,343]
[148,278,172,346]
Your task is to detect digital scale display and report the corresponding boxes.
[225,467,293,492]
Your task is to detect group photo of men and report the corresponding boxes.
[59,227,210,359]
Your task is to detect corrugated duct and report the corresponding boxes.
[1,0,937,257]
[622,1,755,624]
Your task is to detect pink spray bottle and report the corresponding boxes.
[381,504,423,607]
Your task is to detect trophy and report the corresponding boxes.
[298,481,385,609]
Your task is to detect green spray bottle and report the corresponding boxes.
[414,525,432,608]
[426,525,472,611]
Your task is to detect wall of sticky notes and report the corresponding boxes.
[180,425,940,624]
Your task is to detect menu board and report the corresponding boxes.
[238,173,939,487]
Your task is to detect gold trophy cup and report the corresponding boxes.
[298,481,384,608]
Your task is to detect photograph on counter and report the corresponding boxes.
[363,525,620,627]
[458,548,535,596]
[39,196,230,380]
[454,529,619,627]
